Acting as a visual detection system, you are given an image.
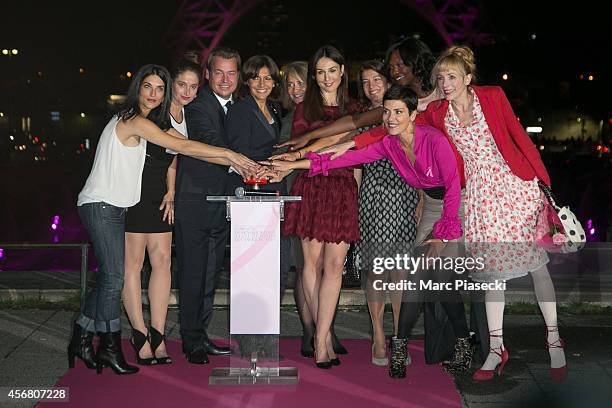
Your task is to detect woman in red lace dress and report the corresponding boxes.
[278,45,359,368]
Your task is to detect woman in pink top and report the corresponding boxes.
[269,85,472,378]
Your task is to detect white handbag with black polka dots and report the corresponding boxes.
[538,181,586,253]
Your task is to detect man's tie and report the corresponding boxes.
[223,99,233,114]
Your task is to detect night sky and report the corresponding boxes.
[1,0,610,112]
[1,0,610,244]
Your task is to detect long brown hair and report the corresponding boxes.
[303,45,349,122]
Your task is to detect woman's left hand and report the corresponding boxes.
[160,192,175,225]
[319,141,354,159]
[268,151,301,162]
[274,133,310,150]
[270,160,298,173]
[422,238,446,258]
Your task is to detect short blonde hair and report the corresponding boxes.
[431,45,477,86]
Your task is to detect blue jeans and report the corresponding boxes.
[76,202,126,333]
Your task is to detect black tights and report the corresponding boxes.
[397,266,469,339]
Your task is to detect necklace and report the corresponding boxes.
[451,91,473,114]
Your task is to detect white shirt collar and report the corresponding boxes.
[213,92,233,113]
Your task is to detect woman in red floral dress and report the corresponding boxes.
[418,45,568,381]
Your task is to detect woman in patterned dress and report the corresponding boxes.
[351,61,420,366]
[420,46,567,381]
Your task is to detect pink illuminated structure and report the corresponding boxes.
[164,0,489,63]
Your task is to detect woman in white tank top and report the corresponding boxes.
[69,64,260,375]
[122,60,201,366]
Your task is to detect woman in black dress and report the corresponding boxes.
[123,60,202,365]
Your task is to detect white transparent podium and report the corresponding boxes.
[206,193,301,385]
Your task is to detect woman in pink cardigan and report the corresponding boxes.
[269,85,473,379]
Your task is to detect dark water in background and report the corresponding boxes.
[0,164,95,271]
[0,154,610,272]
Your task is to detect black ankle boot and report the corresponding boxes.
[442,336,473,375]
[96,331,139,375]
[67,322,97,369]
[389,336,408,379]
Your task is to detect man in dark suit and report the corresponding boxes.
[174,47,241,364]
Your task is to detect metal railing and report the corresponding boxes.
[0,243,89,307]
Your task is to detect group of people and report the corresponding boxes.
[68,38,568,383]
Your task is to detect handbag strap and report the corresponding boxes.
[538,180,560,211]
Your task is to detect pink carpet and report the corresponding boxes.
[39,339,461,408]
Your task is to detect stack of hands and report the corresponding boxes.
[230,138,357,183]
[225,152,288,184]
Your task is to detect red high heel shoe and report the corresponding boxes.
[473,331,509,381]
[546,325,568,382]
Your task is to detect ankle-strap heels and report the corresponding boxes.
[150,327,172,365]
[473,331,508,381]
[131,328,157,366]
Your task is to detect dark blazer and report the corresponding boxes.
[225,94,286,194]
[175,85,230,227]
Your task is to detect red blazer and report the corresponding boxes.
[355,85,550,187]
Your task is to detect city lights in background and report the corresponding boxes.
[80,112,86,118]
[126,71,132,78]
[526,126,543,133]
[51,215,60,231]
[502,73,509,80]
[51,215,61,242]
[586,219,596,237]
[0,248,4,259]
